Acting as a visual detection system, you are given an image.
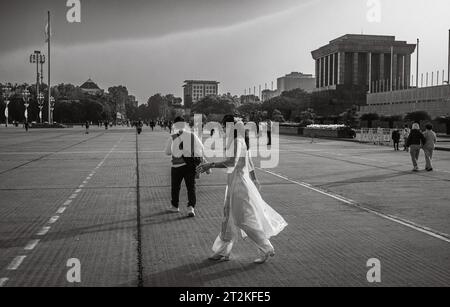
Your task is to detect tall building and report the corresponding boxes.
[277,72,316,94]
[183,80,219,108]
[311,35,416,92]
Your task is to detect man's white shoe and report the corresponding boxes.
[187,207,196,217]
[169,206,180,213]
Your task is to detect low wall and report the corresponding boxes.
[355,128,400,146]
[279,125,302,135]
[303,128,339,138]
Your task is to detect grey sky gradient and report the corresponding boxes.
[0,0,449,104]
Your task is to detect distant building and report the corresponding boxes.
[241,95,261,104]
[277,72,316,94]
[311,34,416,92]
[259,72,315,102]
[261,89,278,102]
[183,80,219,108]
[80,78,104,95]
[361,84,450,118]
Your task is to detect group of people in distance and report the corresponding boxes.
[392,123,437,172]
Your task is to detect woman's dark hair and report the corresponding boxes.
[221,115,235,126]
[174,116,185,123]
[425,123,433,130]
[222,115,250,150]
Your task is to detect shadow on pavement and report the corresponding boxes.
[143,259,259,287]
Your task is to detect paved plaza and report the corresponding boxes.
[0,126,449,287]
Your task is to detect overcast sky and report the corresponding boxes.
[0,0,449,104]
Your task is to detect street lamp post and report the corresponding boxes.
[2,85,12,127]
[22,89,30,123]
[39,54,46,86]
[30,51,42,103]
[37,92,44,123]
[49,96,55,124]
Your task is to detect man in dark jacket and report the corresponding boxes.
[391,129,401,151]
[406,123,426,172]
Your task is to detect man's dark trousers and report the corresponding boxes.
[171,165,196,208]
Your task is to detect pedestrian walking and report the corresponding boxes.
[402,124,410,152]
[137,120,143,135]
[266,119,273,146]
[165,117,205,218]
[197,116,287,264]
[406,123,426,172]
[422,123,437,172]
[85,121,90,134]
[392,129,400,151]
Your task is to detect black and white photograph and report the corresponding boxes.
[0,0,449,295]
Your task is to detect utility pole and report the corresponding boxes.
[390,46,394,91]
[40,55,46,85]
[47,11,52,124]
[30,50,41,104]
[416,38,419,88]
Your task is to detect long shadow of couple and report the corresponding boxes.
[142,258,260,287]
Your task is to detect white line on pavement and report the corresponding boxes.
[7,256,26,270]
[0,278,8,287]
[48,216,60,224]
[24,240,40,251]
[259,168,450,244]
[0,150,162,155]
[36,226,51,236]
[0,136,125,284]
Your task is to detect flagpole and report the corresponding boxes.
[47,11,51,124]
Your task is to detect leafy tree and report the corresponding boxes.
[237,103,262,118]
[191,95,235,116]
[436,116,450,135]
[108,86,129,122]
[125,98,139,121]
[147,94,165,120]
[380,115,403,129]
[145,94,182,120]
[263,88,311,121]
[340,106,359,127]
[272,109,285,122]
[360,113,380,128]
[404,111,431,123]
[281,88,309,100]
[298,108,317,126]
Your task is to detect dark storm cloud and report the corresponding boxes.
[0,0,301,53]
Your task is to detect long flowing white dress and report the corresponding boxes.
[211,136,288,257]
